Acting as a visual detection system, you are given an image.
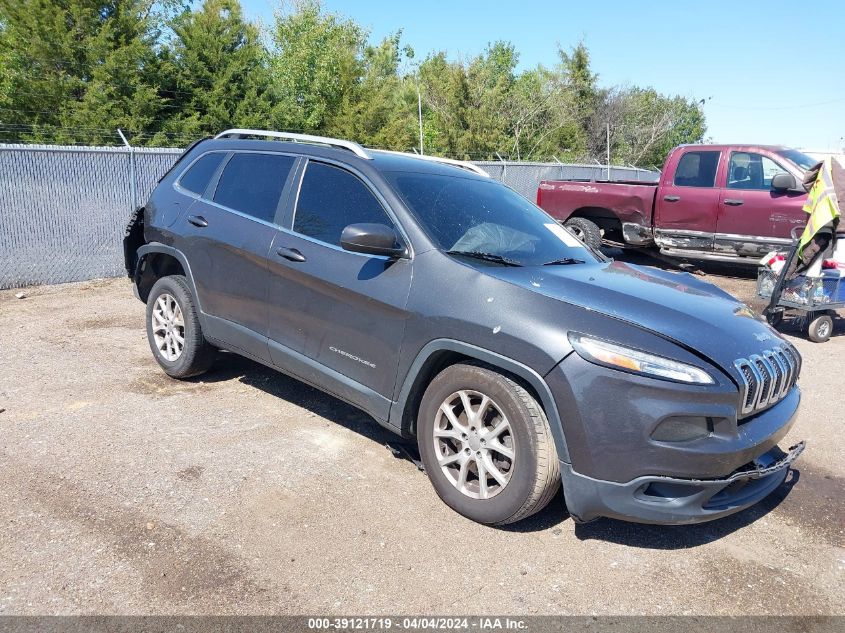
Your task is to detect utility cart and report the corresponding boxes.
[759,236,843,343]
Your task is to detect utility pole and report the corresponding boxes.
[118,128,137,211]
[417,80,424,156]
[606,122,611,180]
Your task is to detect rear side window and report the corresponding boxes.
[213,153,296,223]
[294,161,393,246]
[178,152,225,195]
[673,151,720,188]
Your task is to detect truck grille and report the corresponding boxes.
[735,346,800,416]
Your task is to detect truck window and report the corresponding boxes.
[727,152,789,190]
[293,161,394,247]
[673,151,720,188]
[212,152,295,223]
[178,152,226,196]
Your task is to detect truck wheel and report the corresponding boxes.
[417,363,560,525]
[564,217,602,250]
[146,275,215,378]
[807,312,833,343]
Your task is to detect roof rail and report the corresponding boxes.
[215,129,372,160]
[372,149,490,177]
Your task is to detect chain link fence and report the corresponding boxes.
[0,144,658,289]
[474,160,658,200]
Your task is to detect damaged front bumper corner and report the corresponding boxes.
[561,442,805,525]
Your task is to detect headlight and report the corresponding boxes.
[568,333,714,385]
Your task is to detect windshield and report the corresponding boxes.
[384,172,599,266]
[776,149,817,171]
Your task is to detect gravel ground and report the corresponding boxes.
[0,254,842,616]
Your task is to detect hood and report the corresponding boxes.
[486,260,787,374]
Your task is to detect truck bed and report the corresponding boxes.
[536,179,658,232]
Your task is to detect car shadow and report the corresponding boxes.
[190,351,802,546]
[192,350,418,456]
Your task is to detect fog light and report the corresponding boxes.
[651,416,713,441]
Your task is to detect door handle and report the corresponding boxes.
[276,247,306,263]
[723,199,744,206]
[187,215,208,227]
[663,195,680,202]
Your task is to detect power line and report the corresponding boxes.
[708,97,845,112]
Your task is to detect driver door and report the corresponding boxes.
[266,160,412,413]
[716,151,807,253]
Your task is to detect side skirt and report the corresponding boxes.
[203,314,394,428]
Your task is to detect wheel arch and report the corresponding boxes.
[390,339,571,463]
[134,244,200,309]
[568,207,623,235]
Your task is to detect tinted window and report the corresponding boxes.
[213,153,295,223]
[178,152,225,195]
[673,151,720,188]
[294,162,392,245]
[728,152,789,190]
[385,172,598,267]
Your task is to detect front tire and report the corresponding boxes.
[417,363,560,525]
[145,275,215,378]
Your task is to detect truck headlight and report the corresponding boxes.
[568,333,714,385]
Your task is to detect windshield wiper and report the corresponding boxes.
[542,257,586,266]
[446,250,523,267]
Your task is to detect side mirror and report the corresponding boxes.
[771,173,796,191]
[340,223,407,259]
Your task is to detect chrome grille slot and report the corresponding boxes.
[768,350,787,399]
[753,356,772,407]
[735,346,800,416]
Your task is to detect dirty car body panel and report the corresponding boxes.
[125,135,803,525]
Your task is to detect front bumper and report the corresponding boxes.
[547,352,803,524]
[561,442,804,524]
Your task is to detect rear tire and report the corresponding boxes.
[417,363,560,525]
[564,217,602,251]
[146,275,215,378]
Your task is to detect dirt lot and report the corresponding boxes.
[0,256,842,616]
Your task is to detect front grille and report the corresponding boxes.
[734,346,800,416]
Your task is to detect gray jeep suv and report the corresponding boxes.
[124,129,804,526]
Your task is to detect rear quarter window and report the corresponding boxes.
[178,152,226,195]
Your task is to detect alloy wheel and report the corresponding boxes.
[433,390,515,499]
[151,293,185,361]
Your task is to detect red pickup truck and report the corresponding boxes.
[537,144,817,263]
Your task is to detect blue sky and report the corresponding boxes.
[241,0,845,151]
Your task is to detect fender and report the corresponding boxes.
[134,243,203,313]
[390,339,572,464]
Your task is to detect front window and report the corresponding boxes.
[776,148,817,171]
[384,172,598,267]
[294,161,395,247]
[728,152,789,190]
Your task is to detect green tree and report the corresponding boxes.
[332,32,418,150]
[270,0,365,133]
[597,87,707,167]
[155,0,272,143]
[0,0,169,144]
[418,52,471,157]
